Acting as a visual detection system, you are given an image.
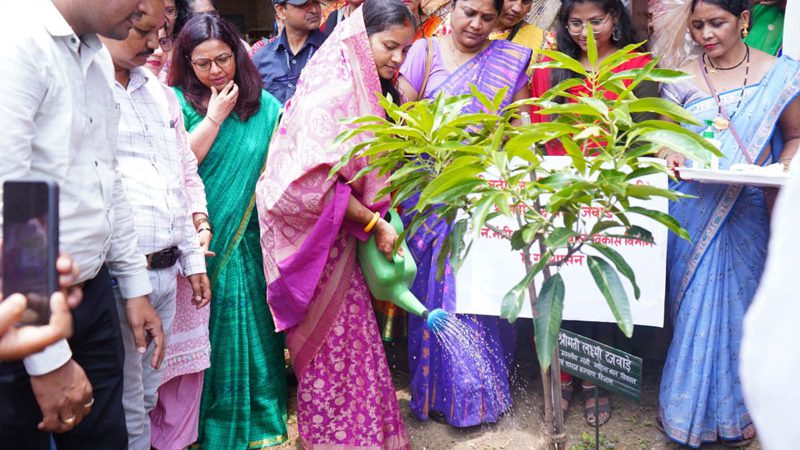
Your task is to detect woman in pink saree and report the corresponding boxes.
[255,0,416,448]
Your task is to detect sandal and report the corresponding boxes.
[561,379,574,416]
[428,410,448,425]
[722,438,754,448]
[582,384,611,427]
[722,424,756,448]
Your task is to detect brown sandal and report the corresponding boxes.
[582,384,611,427]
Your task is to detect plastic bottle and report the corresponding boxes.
[701,119,721,170]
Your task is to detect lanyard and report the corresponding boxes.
[283,44,315,71]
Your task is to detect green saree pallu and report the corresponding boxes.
[175,88,288,449]
[745,3,785,55]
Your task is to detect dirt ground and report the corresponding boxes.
[276,332,761,450]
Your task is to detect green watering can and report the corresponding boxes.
[357,209,449,332]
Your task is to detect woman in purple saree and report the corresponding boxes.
[256,1,416,448]
[396,0,531,427]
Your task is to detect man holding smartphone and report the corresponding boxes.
[99,1,212,448]
[0,0,166,449]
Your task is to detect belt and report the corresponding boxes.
[145,246,181,270]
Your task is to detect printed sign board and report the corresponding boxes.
[455,156,667,327]
[558,330,643,402]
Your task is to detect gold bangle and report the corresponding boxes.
[363,212,380,233]
[207,115,221,126]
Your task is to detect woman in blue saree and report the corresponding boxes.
[657,0,800,447]
[396,0,531,427]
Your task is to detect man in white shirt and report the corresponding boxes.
[0,0,166,448]
[740,159,800,449]
[99,2,212,448]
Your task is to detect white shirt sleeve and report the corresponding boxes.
[783,1,799,60]
[22,339,72,376]
[0,27,75,377]
[105,166,153,299]
[0,33,45,233]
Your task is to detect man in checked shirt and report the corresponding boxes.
[99,1,212,448]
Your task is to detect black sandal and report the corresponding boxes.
[582,384,611,427]
[561,380,574,416]
[428,410,448,424]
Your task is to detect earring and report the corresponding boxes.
[612,25,621,42]
[742,26,749,38]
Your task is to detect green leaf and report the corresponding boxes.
[469,193,500,243]
[544,227,576,249]
[536,172,580,190]
[597,43,645,73]
[587,23,598,68]
[561,138,587,174]
[587,243,641,299]
[624,165,665,181]
[533,78,585,102]
[537,50,588,77]
[627,98,700,125]
[627,205,690,241]
[625,184,679,200]
[537,102,603,117]
[577,97,609,118]
[609,67,694,84]
[639,129,720,165]
[625,224,655,244]
[522,223,539,244]
[493,191,513,217]
[510,229,526,251]
[610,107,633,128]
[534,273,565,371]
[587,256,634,337]
[590,220,623,234]
[450,219,469,272]
[500,270,535,323]
[470,84,496,113]
[417,161,485,208]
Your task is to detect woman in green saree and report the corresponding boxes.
[168,13,288,449]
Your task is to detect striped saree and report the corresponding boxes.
[175,89,288,449]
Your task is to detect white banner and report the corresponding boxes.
[455,156,667,327]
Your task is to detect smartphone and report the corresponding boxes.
[2,180,59,325]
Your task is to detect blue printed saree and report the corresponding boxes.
[659,56,800,447]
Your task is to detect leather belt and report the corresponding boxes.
[146,246,180,270]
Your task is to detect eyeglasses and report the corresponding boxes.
[159,36,174,52]
[165,6,177,18]
[190,53,234,71]
[566,16,611,35]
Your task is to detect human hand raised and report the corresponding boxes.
[207,81,239,124]
[0,292,73,361]
[198,229,215,257]
[0,247,81,360]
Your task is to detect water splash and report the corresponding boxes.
[423,312,513,424]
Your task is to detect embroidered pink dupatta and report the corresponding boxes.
[256,8,389,376]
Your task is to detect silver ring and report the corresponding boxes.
[83,397,95,408]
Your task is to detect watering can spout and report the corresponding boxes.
[394,290,427,318]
